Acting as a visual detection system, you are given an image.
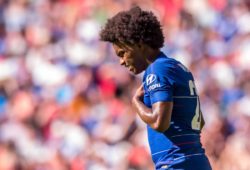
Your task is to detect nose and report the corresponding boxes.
[120,58,125,66]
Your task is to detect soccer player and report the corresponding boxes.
[100,6,212,170]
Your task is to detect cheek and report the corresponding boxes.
[128,58,137,66]
[128,52,138,63]
[124,54,134,63]
[132,56,141,65]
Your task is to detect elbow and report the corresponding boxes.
[152,123,170,133]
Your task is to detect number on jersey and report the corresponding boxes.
[189,80,202,130]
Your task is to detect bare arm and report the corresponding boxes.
[132,85,173,132]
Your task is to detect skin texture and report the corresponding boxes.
[112,42,147,74]
[112,42,174,132]
[132,84,173,132]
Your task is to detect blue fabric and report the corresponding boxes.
[156,154,212,170]
[143,52,211,169]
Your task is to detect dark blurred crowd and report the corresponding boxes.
[0,0,250,170]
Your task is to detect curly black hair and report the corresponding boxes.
[100,6,164,49]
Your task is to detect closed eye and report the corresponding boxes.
[117,50,125,58]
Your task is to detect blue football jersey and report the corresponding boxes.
[142,52,211,170]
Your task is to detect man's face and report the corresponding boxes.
[112,43,147,74]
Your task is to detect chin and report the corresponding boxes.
[132,69,143,75]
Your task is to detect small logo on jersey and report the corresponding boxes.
[146,74,157,85]
[148,83,161,91]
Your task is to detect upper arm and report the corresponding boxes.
[144,60,174,132]
[151,101,173,132]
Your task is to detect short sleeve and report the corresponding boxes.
[144,61,174,104]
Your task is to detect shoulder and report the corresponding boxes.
[148,54,180,74]
[143,55,173,83]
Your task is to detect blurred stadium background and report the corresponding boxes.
[0,0,250,169]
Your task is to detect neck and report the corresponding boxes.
[145,49,161,65]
